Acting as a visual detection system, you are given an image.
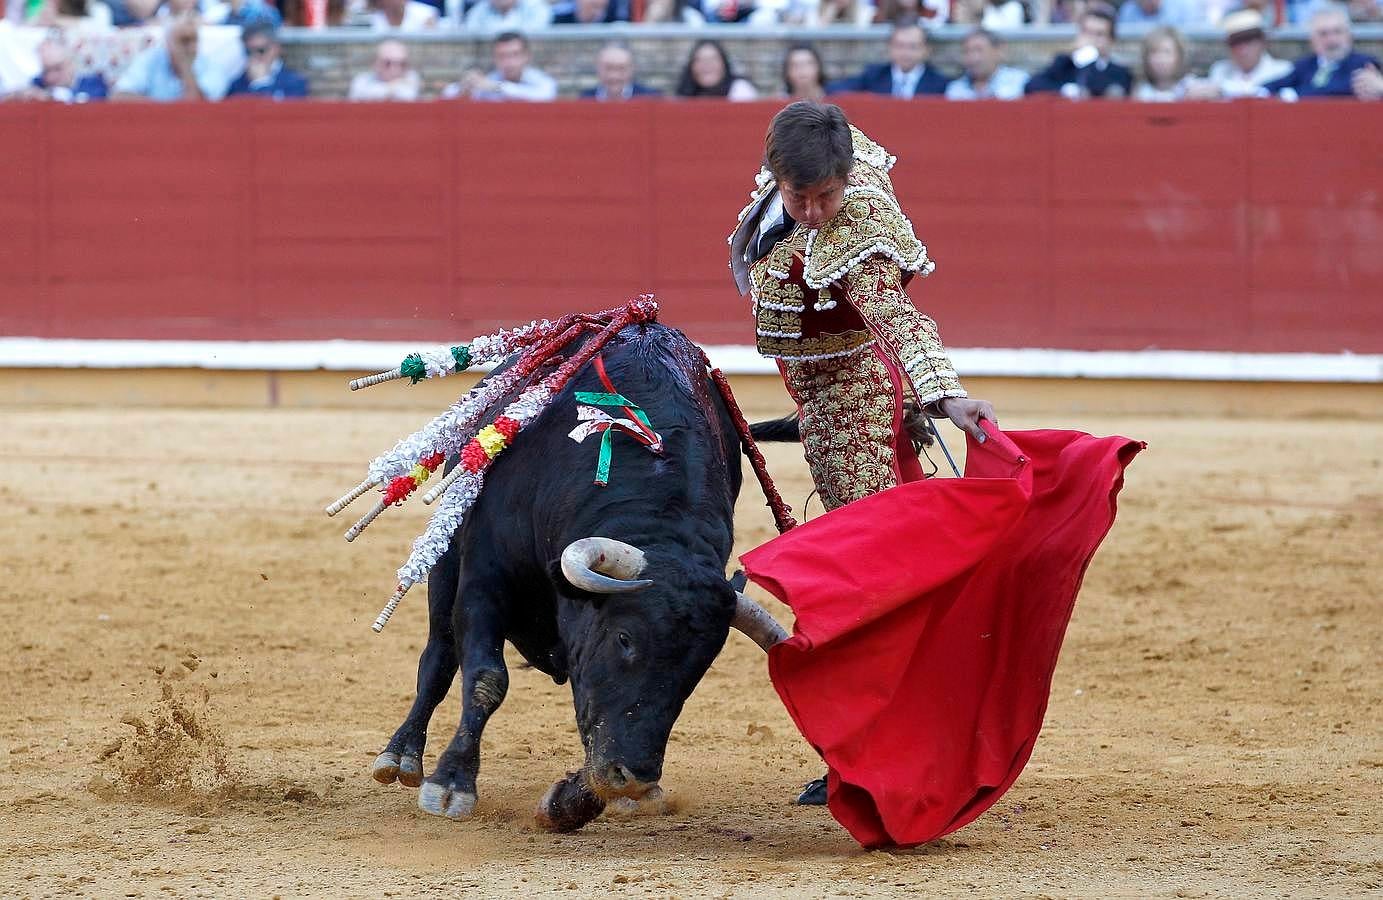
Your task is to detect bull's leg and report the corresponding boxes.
[372,541,461,788]
[417,584,508,821]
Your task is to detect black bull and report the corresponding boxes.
[370,322,792,830]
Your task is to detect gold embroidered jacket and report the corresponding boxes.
[727,127,967,408]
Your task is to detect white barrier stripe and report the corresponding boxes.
[0,338,1378,383]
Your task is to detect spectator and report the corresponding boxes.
[1118,0,1201,27]
[1201,9,1291,98]
[782,42,826,100]
[204,0,282,26]
[1347,0,1381,22]
[828,24,949,97]
[1133,25,1197,100]
[463,0,551,30]
[951,0,1027,27]
[24,0,114,30]
[278,0,349,24]
[113,17,231,101]
[778,0,874,24]
[676,39,758,100]
[226,23,308,99]
[442,30,555,100]
[552,0,622,23]
[3,40,107,101]
[101,0,159,26]
[371,0,439,29]
[640,0,706,22]
[700,0,763,22]
[349,38,421,100]
[1025,3,1132,98]
[946,28,1028,98]
[1263,4,1381,99]
[874,0,949,24]
[580,43,660,99]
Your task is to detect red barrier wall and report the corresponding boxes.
[2,99,1380,353]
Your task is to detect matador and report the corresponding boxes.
[728,101,998,514]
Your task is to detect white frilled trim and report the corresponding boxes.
[728,168,777,245]
[813,289,836,312]
[913,386,969,409]
[760,340,872,364]
[802,241,933,291]
[768,268,791,281]
[757,328,804,340]
[756,299,806,313]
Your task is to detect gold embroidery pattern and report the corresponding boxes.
[755,276,805,312]
[782,349,901,511]
[756,329,871,360]
[845,256,966,407]
[755,304,802,339]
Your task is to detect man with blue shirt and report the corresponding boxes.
[14,41,108,103]
[1117,0,1203,27]
[113,17,232,102]
[1263,4,1382,99]
[226,24,308,100]
[828,25,950,98]
[946,29,1029,100]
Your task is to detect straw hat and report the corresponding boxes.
[1221,9,1267,43]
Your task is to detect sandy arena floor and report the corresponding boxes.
[0,396,1380,898]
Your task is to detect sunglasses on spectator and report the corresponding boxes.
[246,43,273,55]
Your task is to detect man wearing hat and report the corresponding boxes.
[1202,9,1291,97]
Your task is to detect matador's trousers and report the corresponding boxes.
[779,344,926,512]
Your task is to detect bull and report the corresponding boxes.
[369,322,788,829]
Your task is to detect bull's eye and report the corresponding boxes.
[616,631,634,656]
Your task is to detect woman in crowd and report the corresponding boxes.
[782,43,826,99]
[1134,26,1195,100]
[675,39,758,100]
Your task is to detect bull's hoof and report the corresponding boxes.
[373,751,424,787]
[397,754,424,787]
[418,781,476,820]
[372,751,401,785]
[535,771,606,833]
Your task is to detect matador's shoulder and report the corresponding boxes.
[802,126,935,290]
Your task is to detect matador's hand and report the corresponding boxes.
[938,397,998,443]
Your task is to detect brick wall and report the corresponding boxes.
[278,24,1383,99]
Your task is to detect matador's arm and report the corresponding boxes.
[844,255,968,409]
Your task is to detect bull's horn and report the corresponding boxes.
[732,592,788,652]
[560,538,653,594]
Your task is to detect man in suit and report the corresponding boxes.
[1263,4,1382,100]
[1025,3,1133,99]
[226,24,309,100]
[581,44,662,100]
[827,24,949,98]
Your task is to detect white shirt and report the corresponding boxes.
[441,65,557,101]
[460,0,551,30]
[891,65,923,98]
[370,1,439,30]
[980,0,1024,28]
[945,65,1029,100]
[348,69,421,101]
[1205,53,1291,98]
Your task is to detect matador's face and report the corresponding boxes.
[778,176,846,230]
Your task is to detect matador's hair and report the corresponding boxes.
[764,101,854,189]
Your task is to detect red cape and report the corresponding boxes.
[742,423,1143,849]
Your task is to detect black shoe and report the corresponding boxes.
[794,776,828,806]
